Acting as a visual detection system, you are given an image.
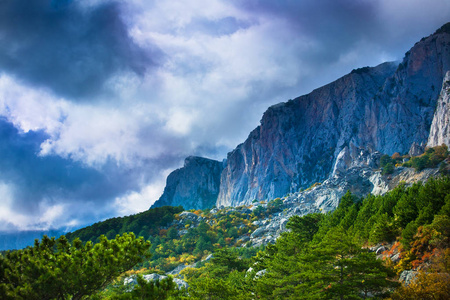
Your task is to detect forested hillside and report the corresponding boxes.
[65,206,184,243]
[1,175,449,299]
[172,176,450,299]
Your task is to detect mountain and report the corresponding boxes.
[154,23,450,210]
[217,24,450,207]
[151,156,223,210]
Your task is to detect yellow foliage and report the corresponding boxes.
[391,246,450,299]
[389,271,450,300]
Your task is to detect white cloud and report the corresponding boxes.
[0,75,67,135]
[113,168,172,215]
[0,181,68,231]
[0,182,28,230]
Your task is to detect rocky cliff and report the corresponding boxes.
[151,156,223,210]
[216,23,450,207]
[428,71,450,147]
[152,24,450,210]
[217,62,397,206]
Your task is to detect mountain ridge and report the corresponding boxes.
[154,23,450,210]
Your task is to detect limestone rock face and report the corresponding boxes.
[428,71,450,147]
[216,25,450,207]
[366,28,450,155]
[151,156,223,210]
[217,63,397,207]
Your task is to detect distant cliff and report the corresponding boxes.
[216,23,450,207]
[151,156,223,210]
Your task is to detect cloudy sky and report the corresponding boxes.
[0,0,449,233]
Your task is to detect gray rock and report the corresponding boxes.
[375,246,387,255]
[280,218,289,231]
[173,278,189,290]
[255,269,267,279]
[399,270,419,286]
[251,227,266,239]
[125,273,189,291]
[151,156,223,210]
[202,254,213,262]
[390,253,401,263]
[428,71,450,147]
[179,211,199,221]
[143,274,166,282]
[409,142,425,157]
[168,263,195,275]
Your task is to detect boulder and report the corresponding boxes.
[399,270,419,286]
[179,211,199,221]
[375,246,387,255]
[251,227,266,239]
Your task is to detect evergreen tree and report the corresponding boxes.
[0,233,150,300]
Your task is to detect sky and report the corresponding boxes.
[0,0,449,233]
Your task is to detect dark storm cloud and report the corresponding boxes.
[232,0,380,65]
[0,0,160,99]
[0,118,124,209]
[0,117,176,226]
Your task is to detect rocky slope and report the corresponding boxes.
[151,156,223,210]
[216,23,450,207]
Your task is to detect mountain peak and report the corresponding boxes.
[151,156,223,210]
[434,22,450,35]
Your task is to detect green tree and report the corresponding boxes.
[0,233,150,300]
[380,154,393,168]
[382,162,395,175]
[184,248,252,299]
[255,228,397,299]
[286,213,323,243]
[166,227,178,240]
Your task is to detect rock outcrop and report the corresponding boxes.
[151,156,223,210]
[428,71,450,147]
[124,273,188,290]
[216,24,450,207]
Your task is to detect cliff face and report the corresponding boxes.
[428,71,450,147]
[151,156,223,210]
[362,28,450,154]
[217,62,397,206]
[216,25,450,207]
